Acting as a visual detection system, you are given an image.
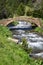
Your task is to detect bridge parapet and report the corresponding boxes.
[0,16,41,27]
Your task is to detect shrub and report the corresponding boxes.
[22,38,28,51]
[35,27,43,35]
[16,3,25,16]
[26,10,33,16]
[33,9,43,18]
[27,0,34,7]
[22,38,32,53]
[26,7,33,16]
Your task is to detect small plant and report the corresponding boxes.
[12,21,19,26]
[22,38,28,51]
[35,27,43,35]
[22,38,32,53]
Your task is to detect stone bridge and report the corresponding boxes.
[0,16,41,27]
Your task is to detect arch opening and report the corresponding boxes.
[7,20,38,30]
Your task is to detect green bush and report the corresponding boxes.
[16,3,25,16]
[26,10,33,16]
[27,0,34,7]
[0,0,21,19]
[33,9,43,18]
[22,38,32,53]
[0,2,14,19]
[26,7,34,16]
[35,27,43,35]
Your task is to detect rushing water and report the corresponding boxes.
[8,21,43,59]
[9,21,32,30]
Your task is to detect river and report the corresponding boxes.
[8,21,43,59]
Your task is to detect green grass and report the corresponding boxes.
[0,41,29,65]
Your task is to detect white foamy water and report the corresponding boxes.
[9,21,32,29]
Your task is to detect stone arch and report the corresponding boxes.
[0,16,41,27]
